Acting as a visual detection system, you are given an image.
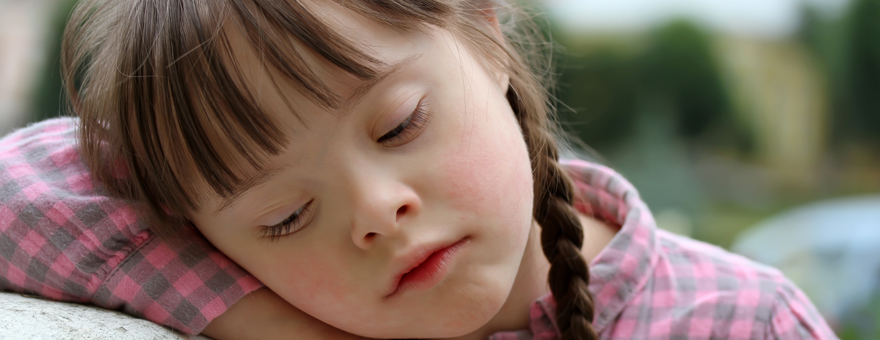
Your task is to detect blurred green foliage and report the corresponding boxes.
[29,0,78,122]
[556,20,752,153]
[843,0,880,146]
[837,292,880,340]
[800,0,880,149]
[638,21,730,140]
[556,48,638,149]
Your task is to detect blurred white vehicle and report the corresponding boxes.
[732,195,880,335]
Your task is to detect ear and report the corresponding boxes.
[477,5,511,92]
[496,63,511,93]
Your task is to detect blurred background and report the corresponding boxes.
[0,0,877,338]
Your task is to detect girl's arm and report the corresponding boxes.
[203,287,369,340]
[0,118,357,338]
[0,118,368,338]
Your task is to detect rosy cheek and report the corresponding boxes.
[438,153,494,213]
[437,120,533,226]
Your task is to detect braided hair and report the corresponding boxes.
[506,85,597,339]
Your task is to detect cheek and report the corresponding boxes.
[439,154,497,210]
[225,240,376,332]
[192,228,358,318]
[256,250,355,316]
[437,108,534,234]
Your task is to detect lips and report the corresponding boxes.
[385,237,470,298]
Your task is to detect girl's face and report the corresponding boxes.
[190,2,535,338]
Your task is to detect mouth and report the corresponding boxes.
[385,237,470,298]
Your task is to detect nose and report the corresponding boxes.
[349,173,421,250]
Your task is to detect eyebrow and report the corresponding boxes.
[213,55,422,214]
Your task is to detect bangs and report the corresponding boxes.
[160,0,384,202]
[72,0,454,218]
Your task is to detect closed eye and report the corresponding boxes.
[259,200,314,241]
[378,100,430,146]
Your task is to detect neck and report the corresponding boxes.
[451,213,617,339]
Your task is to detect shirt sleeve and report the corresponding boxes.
[91,225,263,334]
[769,278,839,340]
[0,118,263,334]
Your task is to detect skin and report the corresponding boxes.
[196,2,617,339]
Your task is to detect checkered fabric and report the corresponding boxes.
[489,159,837,339]
[0,117,263,334]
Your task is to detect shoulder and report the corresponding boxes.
[0,117,151,301]
[0,117,78,151]
[656,229,786,287]
[0,117,83,187]
[0,117,122,221]
[645,230,837,339]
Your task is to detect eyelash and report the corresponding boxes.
[259,200,314,241]
[377,100,430,145]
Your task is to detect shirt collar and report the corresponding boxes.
[561,159,661,333]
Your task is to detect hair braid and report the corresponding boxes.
[507,87,598,339]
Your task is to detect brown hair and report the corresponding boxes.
[62,0,596,338]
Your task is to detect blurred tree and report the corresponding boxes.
[29,0,79,122]
[555,20,751,153]
[797,5,823,49]
[637,20,747,150]
[841,0,880,146]
[797,6,843,122]
[804,0,880,149]
[556,48,639,149]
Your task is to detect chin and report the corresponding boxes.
[389,309,499,339]
[361,282,510,339]
[420,278,512,338]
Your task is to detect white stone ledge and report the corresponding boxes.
[0,292,212,340]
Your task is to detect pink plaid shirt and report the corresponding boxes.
[489,159,837,339]
[0,118,263,334]
[1,118,836,338]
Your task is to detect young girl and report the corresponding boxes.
[0,0,836,339]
